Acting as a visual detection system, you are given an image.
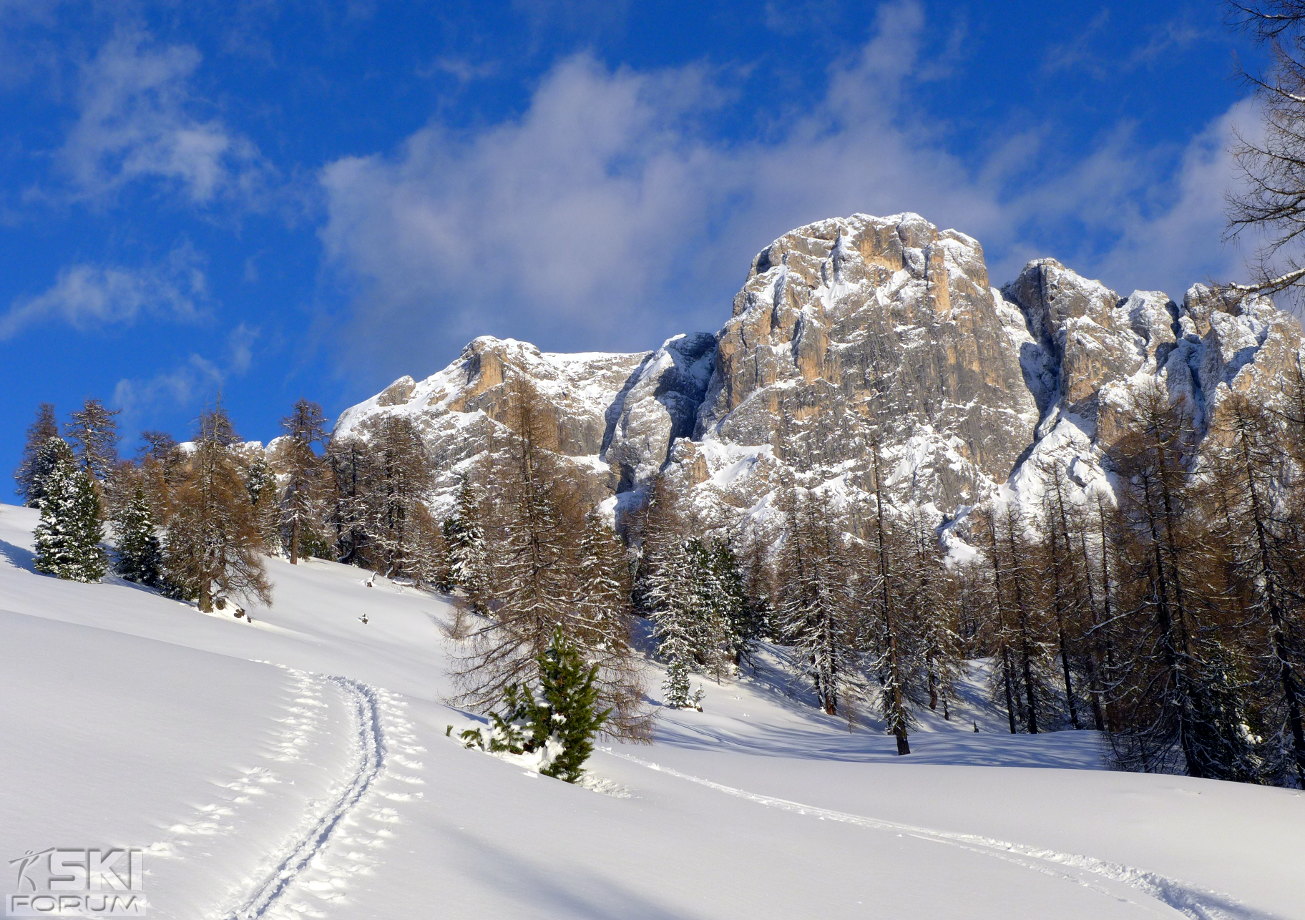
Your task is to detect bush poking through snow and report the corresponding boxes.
[460,629,611,783]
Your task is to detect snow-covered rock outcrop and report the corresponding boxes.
[336,213,1305,531]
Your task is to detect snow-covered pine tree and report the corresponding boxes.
[33,454,107,582]
[243,455,280,552]
[278,399,329,565]
[461,629,612,782]
[646,537,703,708]
[66,398,120,483]
[570,513,651,735]
[165,407,272,613]
[14,404,59,507]
[684,537,735,680]
[533,628,612,781]
[708,539,759,668]
[444,477,490,611]
[112,485,163,587]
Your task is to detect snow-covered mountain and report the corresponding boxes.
[338,213,1304,529]
[2,502,1303,920]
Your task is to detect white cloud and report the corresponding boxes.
[319,0,1258,372]
[112,323,260,427]
[56,28,265,204]
[113,354,223,428]
[0,246,208,339]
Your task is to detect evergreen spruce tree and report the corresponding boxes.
[112,486,163,586]
[278,399,329,565]
[710,540,761,669]
[650,545,703,709]
[23,436,74,511]
[33,456,107,583]
[461,629,611,783]
[684,537,734,680]
[533,629,612,781]
[14,404,59,506]
[244,455,280,552]
[444,477,490,611]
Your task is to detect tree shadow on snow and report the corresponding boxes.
[0,538,37,574]
[447,824,714,920]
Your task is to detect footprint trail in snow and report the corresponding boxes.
[606,750,1284,920]
[206,668,424,920]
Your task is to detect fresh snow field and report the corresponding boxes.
[0,501,1302,920]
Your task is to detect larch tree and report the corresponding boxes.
[1227,1,1305,295]
[865,438,914,754]
[1108,383,1252,780]
[904,508,962,721]
[66,398,120,483]
[165,408,272,614]
[325,435,373,565]
[452,379,649,738]
[974,502,1055,735]
[14,403,59,507]
[777,489,858,718]
[1205,392,1305,785]
[360,415,434,578]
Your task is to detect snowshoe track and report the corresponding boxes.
[221,675,386,920]
[608,751,1283,920]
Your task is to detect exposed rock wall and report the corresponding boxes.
[335,213,1305,532]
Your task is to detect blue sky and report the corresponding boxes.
[0,0,1269,486]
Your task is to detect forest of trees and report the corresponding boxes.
[13,369,1305,788]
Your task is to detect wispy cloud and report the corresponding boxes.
[55,27,267,205]
[1042,13,1206,79]
[112,323,260,429]
[319,0,1255,373]
[0,245,209,340]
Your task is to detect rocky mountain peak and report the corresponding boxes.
[336,212,1305,536]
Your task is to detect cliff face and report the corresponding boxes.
[335,213,1305,530]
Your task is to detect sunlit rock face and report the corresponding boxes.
[337,212,1305,532]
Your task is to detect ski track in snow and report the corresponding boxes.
[205,667,424,920]
[606,751,1284,920]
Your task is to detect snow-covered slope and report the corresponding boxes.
[1,502,1302,920]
